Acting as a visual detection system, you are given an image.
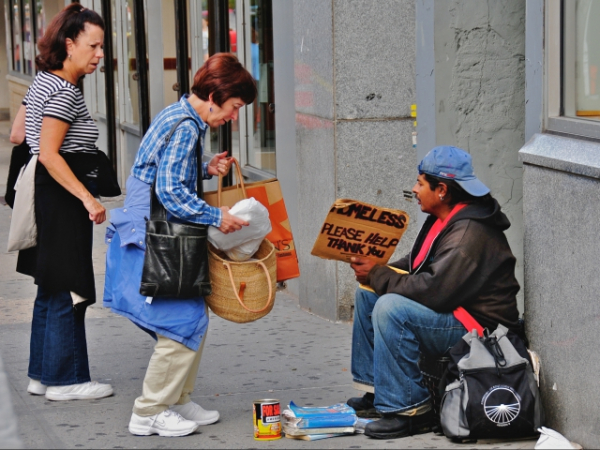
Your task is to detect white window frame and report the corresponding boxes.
[545,0,600,140]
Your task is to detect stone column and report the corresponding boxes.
[294,0,417,321]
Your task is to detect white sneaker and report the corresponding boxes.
[45,381,113,401]
[170,401,220,426]
[128,410,200,437]
[27,379,47,395]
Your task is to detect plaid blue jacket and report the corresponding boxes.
[131,95,221,227]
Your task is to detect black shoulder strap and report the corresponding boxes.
[150,116,203,221]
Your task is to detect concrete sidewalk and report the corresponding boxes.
[0,120,537,449]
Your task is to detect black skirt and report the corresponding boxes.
[17,154,100,307]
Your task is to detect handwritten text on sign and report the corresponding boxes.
[311,199,409,264]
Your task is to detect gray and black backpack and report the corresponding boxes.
[440,324,544,442]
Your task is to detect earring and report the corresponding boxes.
[439,195,444,201]
[68,54,72,60]
[209,106,213,113]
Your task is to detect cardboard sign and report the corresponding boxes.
[311,199,409,264]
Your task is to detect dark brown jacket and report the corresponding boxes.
[366,197,520,333]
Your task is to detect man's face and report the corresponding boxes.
[412,173,441,215]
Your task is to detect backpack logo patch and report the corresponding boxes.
[482,385,521,426]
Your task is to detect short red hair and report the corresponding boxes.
[192,53,257,106]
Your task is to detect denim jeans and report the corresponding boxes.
[28,287,91,386]
[351,287,466,414]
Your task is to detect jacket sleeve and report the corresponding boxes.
[365,222,487,313]
[386,254,410,272]
[155,125,222,227]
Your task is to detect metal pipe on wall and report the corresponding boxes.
[133,0,150,134]
[100,0,117,171]
[174,0,190,97]
[208,0,232,186]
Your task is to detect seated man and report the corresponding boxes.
[347,146,520,439]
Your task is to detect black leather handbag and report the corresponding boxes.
[139,117,212,298]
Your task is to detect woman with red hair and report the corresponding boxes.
[104,53,257,437]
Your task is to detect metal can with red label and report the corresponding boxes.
[253,399,282,440]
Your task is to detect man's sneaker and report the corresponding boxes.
[45,381,113,401]
[347,392,381,418]
[364,410,433,439]
[170,401,219,426]
[128,410,200,437]
[27,379,47,395]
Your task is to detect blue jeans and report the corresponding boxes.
[28,287,91,386]
[351,287,466,414]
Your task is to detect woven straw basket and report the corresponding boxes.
[205,239,277,323]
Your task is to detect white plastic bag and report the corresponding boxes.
[208,197,272,261]
[535,427,577,449]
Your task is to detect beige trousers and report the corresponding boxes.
[133,332,207,416]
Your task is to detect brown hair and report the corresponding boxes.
[192,53,257,106]
[36,3,104,71]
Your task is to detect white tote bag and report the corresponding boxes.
[7,154,38,252]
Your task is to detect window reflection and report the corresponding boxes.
[34,0,44,42]
[228,2,241,163]
[565,0,600,120]
[124,0,140,125]
[248,0,275,175]
[22,0,33,75]
[202,0,219,156]
[112,0,119,124]
[12,0,21,72]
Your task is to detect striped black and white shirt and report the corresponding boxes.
[23,71,99,154]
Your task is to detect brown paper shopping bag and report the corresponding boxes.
[205,159,300,282]
[311,198,410,264]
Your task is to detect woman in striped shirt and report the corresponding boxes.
[12,4,114,401]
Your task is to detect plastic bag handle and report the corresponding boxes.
[222,260,274,313]
[217,157,247,207]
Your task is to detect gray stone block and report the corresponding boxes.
[296,116,338,320]
[293,0,335,120]
[334,119,419,318]
[523,162,600,448]
[333,0,415,120]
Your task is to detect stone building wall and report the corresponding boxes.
[433,0,527,310]
[293,0,418,321]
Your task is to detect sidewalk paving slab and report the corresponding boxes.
[0,121,537,449]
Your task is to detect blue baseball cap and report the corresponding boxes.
[418,146,490,197]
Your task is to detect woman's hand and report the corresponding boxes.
[82,193,106,224]
[350,257,377,284]
[207,151,232,177]
[218,206,249,234]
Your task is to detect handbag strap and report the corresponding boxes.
[222,260,274,313]
[216,157,247,206]
[150,116,203,221]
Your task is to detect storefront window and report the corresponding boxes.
[22,0,34,75]
[563,0,600,120]
[7,0,42,77]
[247,0,275,174]
[111,0,119,124]
[11,0,22,72]
[35,0,45,45]
[202,0,276,177]
[123,0,140,125]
